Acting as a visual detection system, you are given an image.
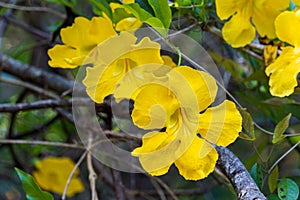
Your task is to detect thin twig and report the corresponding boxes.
[268,141,300,174]
[0,53,76,93]
[0,98,94,112]
[87,152,99,200]
[61,150,88,200]
[0,2,66,19]
[150,177,179,200]
[0,76,59,99]
[2,15,50,39]
[0,139,85,149]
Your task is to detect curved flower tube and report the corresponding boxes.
[129,66,242,180]
[48,17,117,68]
[216,0,289,47]
[266,9,300,97]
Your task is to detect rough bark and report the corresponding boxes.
[216,146,267,200]
[0,53,74,93]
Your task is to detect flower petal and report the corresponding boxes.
[131,84,179,129]
[169,66,218,112]
[115,17,143,31]
[132,131,177,176]
[265,47,300,97]
[61,17,116,49]
[275,10,300,47]
[48,45,87,68]
[294,0,300,6]
[83,32,163,103]
[198,100,242,147]
[252,0,289,39]
[33,157,84,196]
[222,11,255,48]
[174,138,218,180]
[215,0,241,20]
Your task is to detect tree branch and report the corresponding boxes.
[0,53,75,94]
[216,146,266,200]
[0,98,93,112]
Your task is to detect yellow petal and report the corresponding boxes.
[132,131,177,176]
[48,45,87,68]
[61,17,116,49]
[115,17,143,32]
[215,0,242,20]
[252,0,289,39]
[169,66,218,112]
[122,0,135,4]
[265,47,300,97]
[294,0,300,6]
[131,84,179,129]
[33,157,84,196]
[83,32,164,103]
[198,100,242,147]
[174,138,218,180]
[88,17,117,45]
[222,11,256,48]
[110,2,123,12]
[275,10,300,47]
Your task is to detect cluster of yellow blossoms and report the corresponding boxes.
[216,0,300,97]
[47,13,242,181]
[42,3,243,196]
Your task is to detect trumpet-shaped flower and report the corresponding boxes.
[83,32,177,104]
[33,157,84,196]
[266,9,300,97]
[48,17,117,68]
[130,66,242,180]
[216,0,289,47]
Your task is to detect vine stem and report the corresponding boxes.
[61,151,88,200]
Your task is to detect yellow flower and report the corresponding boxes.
[131,66,242,180]
[107,1,142,32]
[32,157,84,196]
[216,0,289,47]
[83,32,177,104]
[48,17,117,68]
[266,9,300,97]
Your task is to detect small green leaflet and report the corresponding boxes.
[88,0,112,18]
[250,163,263,190]
[123,3,168,36]
[268,165,279,193]
[278,178,299,200]
[15,168,53,200]
[148,0,172,29]
[238,109,255,141]
[272,113,291,144]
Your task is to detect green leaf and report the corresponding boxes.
[268,165,279,193]
[15,168,54,200]
[112,8,134,24]
[88,0,112,18]
[250,163,263,190]
[238,109,256,141]
[123,3,167,36]
[272,113,291,144]
[135,0,155,15]
[278,178,299,200]
[268,194,281,200]
[148,0,172,28]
